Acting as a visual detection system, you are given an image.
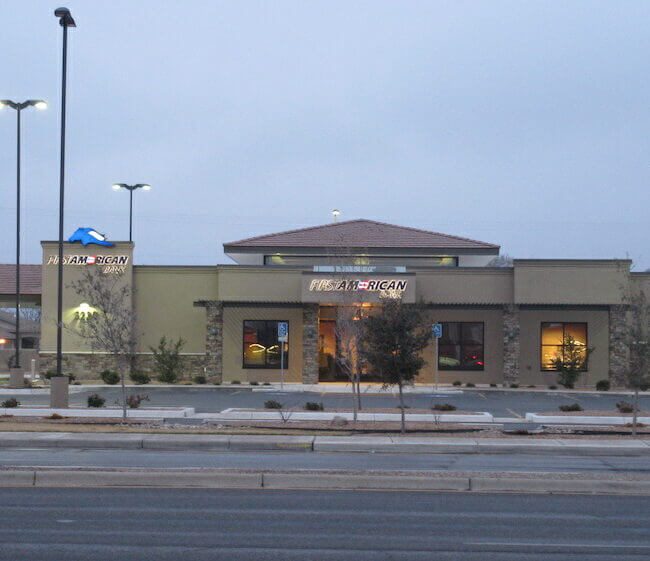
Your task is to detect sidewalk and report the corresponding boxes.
[1,431,649,456]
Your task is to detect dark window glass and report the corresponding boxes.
[438,322,484,371]
[20,337,37,350]
[243,320,289,369]
[541,322,588,371]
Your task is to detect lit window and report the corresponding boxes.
[438,322,484,371]
[243,320,289,369]
[541,322,588,371]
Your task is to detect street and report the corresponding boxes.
[1,447,649,474]
[5,387,650,418]
[0,488,648,560]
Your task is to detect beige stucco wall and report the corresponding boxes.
[218,267,303,302]
[133,267,218,354]
[416,270,513,304]
[416,307,504,385]
[514,260,629,305]
[518,308,609,387]
[222,305,304,383]
[40,241,134,353]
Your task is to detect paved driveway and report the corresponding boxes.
[5,387,650,417]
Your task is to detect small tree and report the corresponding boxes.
[67,269,137,420]
[150,336,185,383]
[551,334,594,389]
[359,299,431,433]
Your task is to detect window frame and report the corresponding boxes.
[437,321,485,371]
[540,322,589,372]
[242,319,289,369]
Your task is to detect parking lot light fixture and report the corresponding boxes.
[111,183,152,242]
[0,99,47,369]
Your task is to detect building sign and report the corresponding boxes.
[302,275,414,303]
[68,227,115,248]
[46,254,130,274]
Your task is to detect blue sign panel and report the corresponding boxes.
[432,323,443,339]
[278,322,289,341]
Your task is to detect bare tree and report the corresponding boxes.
[623,288,650,435]
[487,254,514,267]
[326,235,370,422]
[67,268,137,420]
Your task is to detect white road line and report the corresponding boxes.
[467,541,650,551]
[477,393,487,400]
[506,408,523,419]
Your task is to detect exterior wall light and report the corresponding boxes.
[76,302,95,320]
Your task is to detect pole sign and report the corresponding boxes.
[432,323,443,339]
[278,322,289,343]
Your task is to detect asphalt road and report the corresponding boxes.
[6,387,650,417]
[0,488,648,560]
[1,448,649,473]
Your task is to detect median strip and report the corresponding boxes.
[0,468,649,495]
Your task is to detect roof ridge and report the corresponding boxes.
[224,219,368,246]
[224,218,498,249]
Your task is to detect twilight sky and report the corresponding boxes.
[1,1,649,269]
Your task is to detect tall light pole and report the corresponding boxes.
[0,99,47,369]
[54,7,76,376]
[111,183,152,242]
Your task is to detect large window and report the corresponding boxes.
[438,322,484,371]
[541,322,588,371]
[243,320,289,369]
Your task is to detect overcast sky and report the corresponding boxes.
[1,1,648,269]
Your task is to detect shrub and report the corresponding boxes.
[150,336,185,384]
[127,394,150,409]
[129,371,151,385]
[617,401,637,414]
[595,380,610,392]
[559,403,583,412]
[264,400,282,409]
[249,381,259,386]
[510,383,519,389]
[263,382,271,386]
[100,370,120,385]
[48,413,63,420]
[465,382,475,388]
[527,385,536,388]
[1,398,19,408]
[432,403,457,411]
[489,383,498,388]
[640,383,650,392]
[213,381,221,386]
[87,394,105,408]
[452,380,462,386]
[304,402,324,411]
[231,380,241,385]
[45,370,75,381]
[193,375,207,384]
[548,385,558,390]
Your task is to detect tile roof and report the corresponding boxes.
[0,264,42,295]
[224,219,499,251]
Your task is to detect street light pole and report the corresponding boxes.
[111,183,152,242]
[54,7,76,376]
[0,100,47,369]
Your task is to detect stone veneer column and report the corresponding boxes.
[205,301,224,383]
[302,304,319,384]
[608,304,628,388]
[502,304,520,386]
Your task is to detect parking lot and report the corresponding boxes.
[4,386,649,418]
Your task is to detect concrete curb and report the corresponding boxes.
[526,413,650,426]
[2,432,650,456]
[0,407,194,419]
[0,468,649,495]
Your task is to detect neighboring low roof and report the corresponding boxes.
[0,264,42,296]
[224,219,499,252]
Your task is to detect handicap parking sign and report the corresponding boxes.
[432,323,443,339]
[278,322,289,342]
